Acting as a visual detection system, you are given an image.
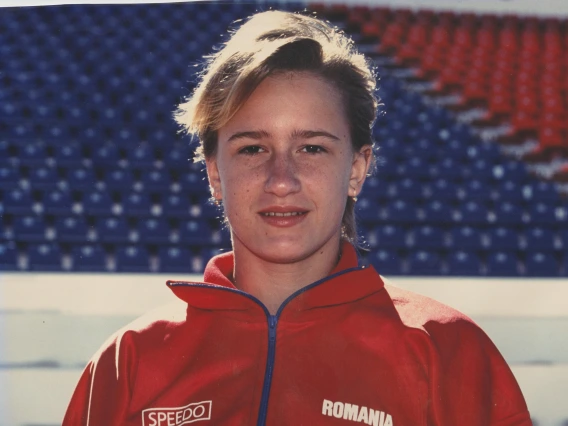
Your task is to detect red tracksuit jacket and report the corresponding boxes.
[63,244,532,426]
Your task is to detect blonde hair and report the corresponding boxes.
[175,10,379,243]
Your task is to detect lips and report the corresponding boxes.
[258,206,309,227]
[260,211,307,217]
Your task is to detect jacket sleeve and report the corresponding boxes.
[426,317,532,426]
[63,331,137,426]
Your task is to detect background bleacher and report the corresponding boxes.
[1,2,567,277]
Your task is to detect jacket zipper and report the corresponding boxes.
[256,314,278,426]
[168,266,365,425]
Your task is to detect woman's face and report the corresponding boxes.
[207,72,371,265]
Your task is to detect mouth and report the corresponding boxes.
[260,211,308,217]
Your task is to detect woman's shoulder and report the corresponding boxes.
[380,279,487,340]
[93,298,189,355]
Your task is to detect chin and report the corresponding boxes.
[254,242,312,264]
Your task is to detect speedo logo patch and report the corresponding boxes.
[142,401,212,426]
[322,399,393,426]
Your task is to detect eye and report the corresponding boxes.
[300,145,327,154]
[238,145,265,155]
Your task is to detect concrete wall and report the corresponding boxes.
[2,273,568,425]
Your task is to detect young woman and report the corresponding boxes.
[64,10,531,426]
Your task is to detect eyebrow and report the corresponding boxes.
[226,129,341,143]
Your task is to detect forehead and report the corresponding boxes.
[219,71,349,136]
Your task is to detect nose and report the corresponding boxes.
[264,150,301,197]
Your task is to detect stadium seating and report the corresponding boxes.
[0,2,565,276]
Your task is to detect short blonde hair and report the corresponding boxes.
[175,10,379,243]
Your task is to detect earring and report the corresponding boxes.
[351,190,358,202]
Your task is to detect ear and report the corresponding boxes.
[349,145,372,198]
[205,157,223,200]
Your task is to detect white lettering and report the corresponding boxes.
[321,399,393,426]
[368,409,384,426]
[357,406,368,423]
[142,400,212,426]
[148,412,157,426]
[194,405,204,418]
[322,399,333,416]
[183,407,193,420]
[333,401,344,418]
[343,404,359,421]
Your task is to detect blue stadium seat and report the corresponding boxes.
[523,227,558,251]
[368,225,406,249]
[91,144,119,166]
[28,166,59,190]
[178,171,209,194]
[486,252,520,276]
[3,189,34,215]
[397,157,431,180]
[467,142,500,163]
[492,160,529,183]
[487,227,520,251]
[407,250,442,275]
[136,218,171,243]
[492,202,525,226]
[55,216,90,242]
[96,217,131,243]
[494,180,525,204]
[179,220,213,245]
[158,246,198,272]
[438,157,464,181]
[163,145,191,166]
[461,179,491,202]
[422,200,453,224]
[430,178,458,201]
[449,226,485,250]
[82,190,114,215]
[369,249,403,275]
[0,165,21,189]
[43,190,74,215]
[457,201,488,225]
[528,202,564,226]
[27,243,62,271]
[13,216,46,242]
[115,245,150,272]
[524,252,559,277]
[0,140,12,161]
[141,169,171,191]
[162,193,191,217]
[390,178,422,200]
[128,145,155,168]
[468,159,493,183]
[447,251,482,276]
[53,143,84,166]
[355,197,381,222]
[383,200,417,224]
[71,244,108,271]
[104,168,134,190]
[121,191,152,216]
[0,242,18,270]
[524,181,560,203]
[19,143,47,165]
[65,167,96,189]
[411,225,446,249]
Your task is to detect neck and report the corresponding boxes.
[232,237,342,315]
